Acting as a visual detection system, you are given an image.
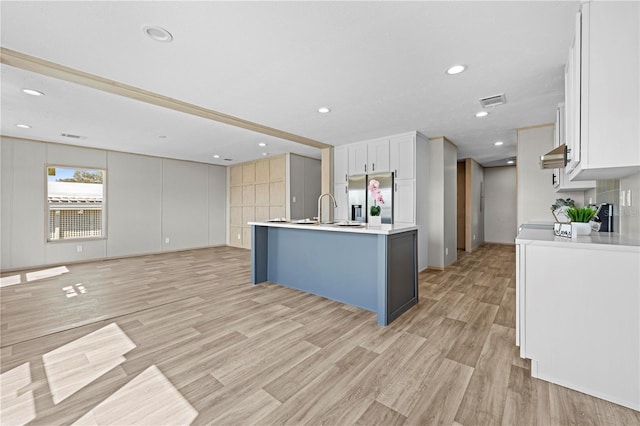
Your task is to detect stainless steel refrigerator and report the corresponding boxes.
[348,173,394,224]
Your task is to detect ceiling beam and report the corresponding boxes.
[1,47,332,150]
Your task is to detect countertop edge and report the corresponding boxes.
[248,221,418,235]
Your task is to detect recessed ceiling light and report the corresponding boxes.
[507,160,515,164]
[317,107,331,113]
[22,88,45,96]
[475,111,489,118]
[494,141,504,146]
[446,65,466,75]
[262,152,269,156]
[143,26,173,42]
[213,155,220,159]
[258,142,267,147]
[16,124,31,129]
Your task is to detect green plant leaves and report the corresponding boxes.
[566,206,596,223]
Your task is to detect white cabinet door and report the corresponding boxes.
[348,143,368,175]
[333,145,349,184]
[368,139,390,173]
[394,179,415,224]
[334,183,349,221]
[568,2,639,180]
[390,134,415,180]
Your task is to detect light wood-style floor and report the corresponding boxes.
[2,244,639,425]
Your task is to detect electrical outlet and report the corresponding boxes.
[627,189,632,207]
[473,234,476,241]
[292,196,296,203]
[237,233,241,240]
[165,237,170,244]
[445,247,449,256]
[76,245,83,253]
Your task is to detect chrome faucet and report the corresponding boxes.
[317,193,337,224]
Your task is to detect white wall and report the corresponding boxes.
[415,133,430,271]
[428,140,444,267]
[443,140,457,265]
[469,159,485,250]
[517,125,585,226]
[427,137,457,268]
[0,137,227,270]
[484,166,517,244]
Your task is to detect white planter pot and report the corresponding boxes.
[571,222,591,237]
[369,215,382,227]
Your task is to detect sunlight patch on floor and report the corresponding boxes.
[43,323,136,404]
[0,362,36,425]
[71,365,198,426]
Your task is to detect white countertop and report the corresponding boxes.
[516,228,640,252]
[248,221,418,235]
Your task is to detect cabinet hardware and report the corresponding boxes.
[364,164,367,173]
[372,163,375,172]
[395,183,398,192]
[345,186,348,193]
[345,174,347,182]
[394,169,397,178]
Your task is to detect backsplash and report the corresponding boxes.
[594,179,620,233]
[619,172,640,240]
[592,173,640,240]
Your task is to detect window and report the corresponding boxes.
[47,166,106,241]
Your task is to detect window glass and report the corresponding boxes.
[47,167,105,241]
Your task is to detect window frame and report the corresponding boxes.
[45,164,108,243]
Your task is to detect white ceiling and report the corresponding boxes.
[0,1,580,166]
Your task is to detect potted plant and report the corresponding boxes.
[368,179,384,227]
[550,198,575,223]
[566,206,596,237]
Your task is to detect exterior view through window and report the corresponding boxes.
[47,166,105,241]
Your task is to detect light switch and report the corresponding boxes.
[292,196,296,203]
[627,189,632,207]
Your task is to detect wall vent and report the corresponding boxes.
[60,133,87,140]
[479,93,507,108]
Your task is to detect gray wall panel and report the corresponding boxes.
[1,139,14,268]
[208,165,227,246]
[162,159,209,251]
[107,152,162,256]
[10,139,47,268]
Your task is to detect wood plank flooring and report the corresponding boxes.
[1,244,639,425]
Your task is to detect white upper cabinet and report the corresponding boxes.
[567,2,640,180]
[334,183,349,221]
[390,134,415,180]
[554,103,595,192]
[367,139,390,173]
[394,179,415,224]
[334,145,349,184]
[348,143,368,175]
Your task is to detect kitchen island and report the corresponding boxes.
[249,221,419,326]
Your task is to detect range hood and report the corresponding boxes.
[539,144,568,169]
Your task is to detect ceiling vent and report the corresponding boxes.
[60,133,87,140]
[479,93,507,108]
